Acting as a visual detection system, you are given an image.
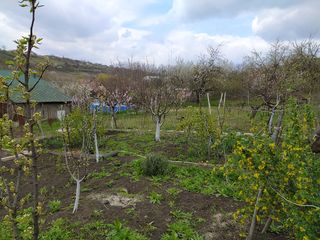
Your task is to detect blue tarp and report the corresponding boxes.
[90,102,131,113]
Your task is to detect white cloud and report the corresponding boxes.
[252,1,320,40]
[0,0,317,66]
[0,12,27,49]
[170,0,320,41]
[114,30,269,65]
[38,28,269,65]
[0,0,155,40]
[169,0,299,20]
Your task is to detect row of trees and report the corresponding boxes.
[71,63,189,141]
[69,40,320,142]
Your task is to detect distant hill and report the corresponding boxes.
[0,49,112,74]
[0,49,113,94]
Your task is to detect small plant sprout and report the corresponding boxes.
[48,200,61,213]
[166,187,182,198]
[148,191,163,204]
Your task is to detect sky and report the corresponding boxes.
[0,0,319,65]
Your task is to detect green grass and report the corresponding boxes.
[106,220,149,240]
[96,105,253,132]
[36,104,268,142]
[87,168,111,179]
[173,166,237,197]
[35,119,61,137]
[161,210,203,240]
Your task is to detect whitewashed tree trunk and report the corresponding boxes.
[207,92,212,160]
[207,92,212,115]
[38,122,45,139]
[72,179,81,214]
[94,131,99,163]
[268,109,275,135]
[93,110,100,163]
[63,120,88,215]
[268,95,280,135]
[155,116,161,142]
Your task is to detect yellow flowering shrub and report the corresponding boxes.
[223,100,320,239]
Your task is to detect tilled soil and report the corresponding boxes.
[0,151,289,240]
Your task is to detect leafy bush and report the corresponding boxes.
[178,107,242,162]
[62,108,94,149]
[224,100,320,239]
[0,218,12,240]
[48,200,62,213]
[177,108,217,161]
[41,218,72,240]
[60,108,104,153]
[40,137,64,149]
[17,207,33,240]
[0,208,34,240]
[141,154,168,176]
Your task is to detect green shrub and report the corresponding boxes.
[17,207,33,240]
[224,100,320,239]
[62,108,94,149]
[48,200,62,213]
[41,218,72,240]
[78,221,108,239]
[0,218,12,240]
[40,137,63,149]
[0,208,34,240]
[141,154,168,176]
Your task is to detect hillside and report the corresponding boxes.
[0,49,112,93]
[0,49,111,74]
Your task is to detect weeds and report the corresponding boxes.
[48,200,62,213]
[106,220,148,240]
[141,154,169,177]
[148,192,163,204]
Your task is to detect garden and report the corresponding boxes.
[1,1,320,240]
[2,100,319,239]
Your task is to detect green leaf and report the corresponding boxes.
[5,60,14,66]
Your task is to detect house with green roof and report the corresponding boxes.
[0,69,72,121]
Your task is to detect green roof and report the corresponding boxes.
[0,69,71,103]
